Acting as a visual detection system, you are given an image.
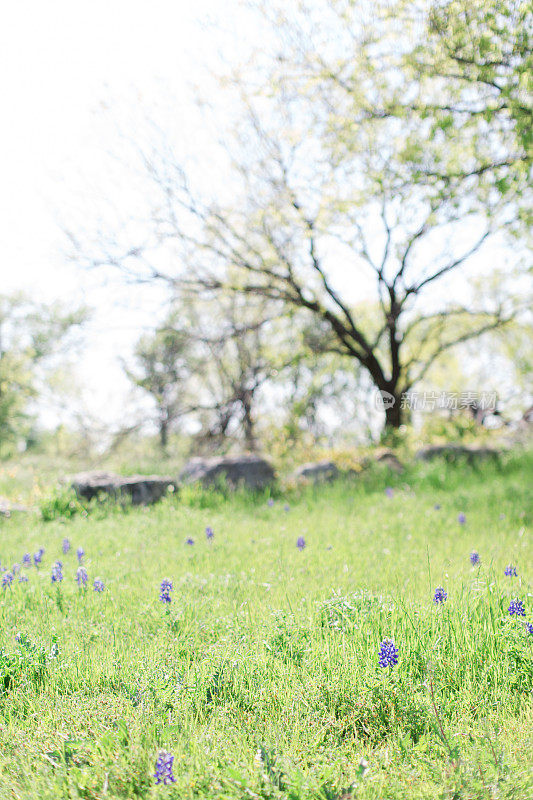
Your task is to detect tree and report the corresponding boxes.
[125,321,193,451]
[0,294,87,454]
[76,0,528,432]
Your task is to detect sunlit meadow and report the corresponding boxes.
[0,452,532,799]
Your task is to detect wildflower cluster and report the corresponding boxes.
[508,599,525,617]
[159,578,173,603]
[433,587,448,604]
[51,561,63,583]
[470,551,480,565]
[154,751,176,785]
[76,566,88,587]
[504,564,517,577]
[378,638,399,668]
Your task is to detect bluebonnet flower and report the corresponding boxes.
[267,498,274,507]
[284,503,290,512]
[154,751,176,785]
[508,599,525,617]
[51,561,63,583]
[159,578,172,603]
[526,622,533,636]
[205,526,214,540]
[62,538,71,554]
[470,551,480,565]
[296,536,306,550]
[504,564,517,577]
[76,547,84,562]
[18,575,28,583]
[378,638,399,668]
[433,587,448,604]
[12,563,20,574]
[185,537,194,546]
[385,487,394,499]
[458,512,466,524]
[2,572,13,589]
[93,578,105,593]
[34,548,44,567]
[22,553,31,568]
[434,503,441,510]
[76,566,88,587]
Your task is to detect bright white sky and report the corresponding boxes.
[1,0,250,427]
[0,0,522,432]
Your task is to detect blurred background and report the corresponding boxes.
[1,0,531,491]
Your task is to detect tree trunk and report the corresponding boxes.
[159,417,168,451]
[384,395,403,429]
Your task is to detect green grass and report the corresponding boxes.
[0,451,532,799]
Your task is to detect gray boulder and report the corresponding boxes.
[375,451,404,473]
[415,444,499,463]
[70,471,176,505]
[0,497,28,517]
[294,460,339,484]
[179,454,275,490]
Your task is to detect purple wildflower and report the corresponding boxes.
[508,599,525,617]
[154,750,176,785]
[378,638,399,668]
[2,572,14,589]
[159,578,172,603]
[62,538,71,554]
[526,622,533,636]
[51,561,63,583]
[185,537,194,546]
[205,526,214,540]
[93,578,105,593]
[433,587,448,604]
[267,498,275,507]
[470,551,480,566]
[434,503,441,510]
[18,575,29,583]
[22,553,31,568]
[458,512,466,525]
[76,547,84,563]
[284,504,290,512]
[33,548,44,567]
[504,564,517,577]
[76,566,88,587]
[296,536,306,550]
[385,487,394,499]
[12,563,20,574]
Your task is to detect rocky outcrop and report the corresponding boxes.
[179,454,275,490]
[415,444,500,463]
[294,460,339,484]
[0,497,28,517]
[70,471,176,505]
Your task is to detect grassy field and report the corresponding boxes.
[0,451,532,799]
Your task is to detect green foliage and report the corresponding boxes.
[0,294,87,455]
[39,486,89,522]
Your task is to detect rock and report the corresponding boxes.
[179,454,275,491]
[415,444,500,463]
[0,497,28,517]
[70,471,176,505]
[375,451,404,473]
[294,460,339,484]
